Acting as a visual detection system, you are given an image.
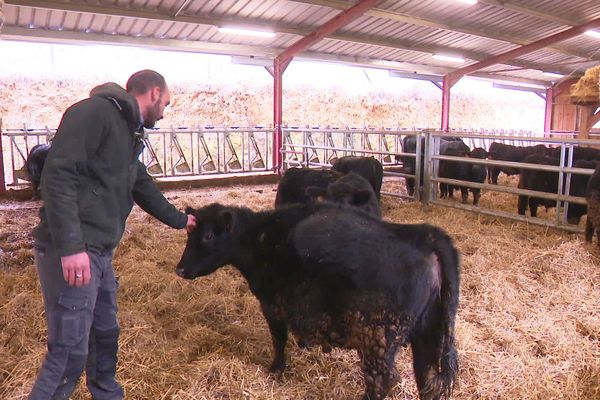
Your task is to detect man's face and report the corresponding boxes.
[143,86,171,129]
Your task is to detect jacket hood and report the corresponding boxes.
[90,82,141,132]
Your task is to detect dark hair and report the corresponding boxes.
[126,69,167,95]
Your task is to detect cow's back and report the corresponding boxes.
[275,168,342,207]
[331,156,383,199]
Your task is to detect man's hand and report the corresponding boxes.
[186,214,197,233]
[61,252,91,287]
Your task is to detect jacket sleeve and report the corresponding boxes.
[132,161,188,229]
[41,101,106,256]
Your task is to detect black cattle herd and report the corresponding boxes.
[18,136,600,399]
[397,137,600,246]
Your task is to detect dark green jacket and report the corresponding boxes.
[33,83,187,256]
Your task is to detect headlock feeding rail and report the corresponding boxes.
[2,124,598,233]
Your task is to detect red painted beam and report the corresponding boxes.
[441,75,451,131]
[275,0,383,64]
[0,127,5,194]
[447,17,600,86]
[272,59,284,174]
[544,87,554,133]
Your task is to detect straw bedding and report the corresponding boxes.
[1,181,599,399]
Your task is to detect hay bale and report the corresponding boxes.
[570,65,600,105]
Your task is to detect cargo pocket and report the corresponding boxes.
[57,295,89,347]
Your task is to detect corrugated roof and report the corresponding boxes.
[1,0,599,87]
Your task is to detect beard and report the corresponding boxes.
[143,98,162,129]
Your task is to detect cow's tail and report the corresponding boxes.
[433,230,460,399]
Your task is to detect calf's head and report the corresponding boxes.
[176,204,236,280]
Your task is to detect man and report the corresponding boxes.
[29,70,196,399]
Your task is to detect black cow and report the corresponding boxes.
[517,154,560,218]
[276,167,380,217]
[488,142,549,184]
[585,162,600,246]
[396,135,424,196]
[306,172,381,218]
[331,156,383,200]
[398,135,464,196]
[565,159,597,225]
[517,155,593,223]
[274,168,343,207]
[438,141,471,203]
[467,148,489,206]
[25,143,51,199]
[549,145,600,162]
[176,203,460,400]
[439,147,488,205]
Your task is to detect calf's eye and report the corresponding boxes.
[203,232,215,242]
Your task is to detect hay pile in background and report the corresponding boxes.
[570,65,600,104]
[0,76,545,131]
[1,182,599,399]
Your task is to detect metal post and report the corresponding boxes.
[544,87,554,133]
[556,144,566,225]
[273,59,285,174]
[419,131,427,204]
[0,118,5,194]
[441,76,452,132]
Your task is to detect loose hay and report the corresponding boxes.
[1,183,599,399]
[570,65,600,104]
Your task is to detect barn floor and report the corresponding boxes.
[1,182,599,399]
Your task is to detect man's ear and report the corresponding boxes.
[150,86,161,102]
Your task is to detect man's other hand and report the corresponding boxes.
[61,252,91,287]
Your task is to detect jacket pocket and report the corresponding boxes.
[57,295,89,346]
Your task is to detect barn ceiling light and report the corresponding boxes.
[455,0,477,5]
[584,30,600,39]
[218,27,276,38]
[542,71,564,79]
[432,54,465,63]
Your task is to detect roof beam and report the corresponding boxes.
[291,0,599,62]
[4,1,588,76]
[479,0,579,27]
[0,25,551,87]
[0,25,280,57]
[448,17,600,86]
[276,0,383,64]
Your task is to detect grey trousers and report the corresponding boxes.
[28,240,124,400]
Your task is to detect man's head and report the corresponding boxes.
[126,69,170,129]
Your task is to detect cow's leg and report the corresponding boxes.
[529,199,538,218]
[518,195,528,215]
[472,189,481,206]
[359,333,400,400]
[585,218,594,242]
[411,327,444,400]
[406,178,415,196]
[439,183,447,199]
[490,168,500,185]
[460,187,468,203]
[260,304,288,373]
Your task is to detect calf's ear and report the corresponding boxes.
[185,206,195,215]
